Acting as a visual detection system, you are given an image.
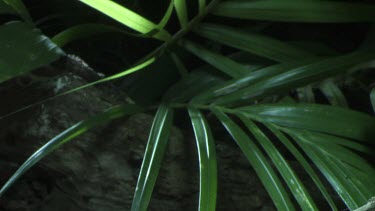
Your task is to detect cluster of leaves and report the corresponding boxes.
[1,0,375,210]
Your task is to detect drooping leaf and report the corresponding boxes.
[237,103,375,142]
[170,52,189,78]
[0,1,16,15]
[194,23,314,62]
[0,104,143,197]
[238,116,318,210]
[181,39,249,78]
[131,104,174,211]
[211,1,375,23]
[370,87,375,113]
[52,23,145,47]
[188,107,217,211]
[213,52,374,105]
[293,135,369,210]
[163,70,225,103]
[3,0,32,22]
[264,123,338,210]
[193,61,315,103]
[212,108,295,211]
[0,21,64,83]
[174,0,189,29]
[79,0,171,41]
[320,79,348,107]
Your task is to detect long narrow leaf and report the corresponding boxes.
[131,104,174,211]
[3,0,32,22]
[52,23,145,47]
[0,104,143,197]
[194,23,314,63]
[238,116,317,211]
[320,79,348,107]
[211,108,295,211]
[181,39,249,78]
[193,61,316,103]
[264,123,338,210]
[213,52,374,105]
[79,0,171,41]
[0,21,64,83]
[370,87,375,113]
[238,103,375,142]
[174,0,189,29]
[293,138,368,209]
[211,1,375,23]
[188,107,217,211]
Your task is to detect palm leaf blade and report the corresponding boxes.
[238,116,318,210]
[188,107,217,211]
[212,108,295,211]
[211,1,375,23]
[131,104,174,211]
[0,104,143,197]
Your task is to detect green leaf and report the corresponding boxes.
[170,52,189,78]
[194,23,314,62]
[3,0,32,22]
[211,108,295,211]
[238,103,375,142]
[181,39,249,78]
[320,79,348,107]
[174,0,188,29]
[193,61,315,103]
[198,0,206,14]
[52,23,145,47]
[131,104,174,211]
[0,0,16,15]
[157,0,175,30]
[286,130,375,179]
[293,136,368,209]
[370,87,375,113]
[297,86,315,103]
[0,104,143,197]
[0,21,64,83]
[213,52,374,105]
[163,70,225,103]
[61,57,156,95]
[238,117,317,210]
[188,107,217,211]
[79,0,171,41]
[264,123,338,210]
[211,1,375,23]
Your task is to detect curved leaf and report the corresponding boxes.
[79,0,171,41]
[264,123,338,210]
[174,0,188,29]
[188,107,217,211]
[181,39,249,78]
[238,103,375,142]
[211,1,375,23]
[238,116,318,211]
[0,21,64,83]
[0,104,143,197]
[3,0,32,22]
[131,104,174,211]
[212,108,295,211]
[52,23,146,47]
[194,23,314,62]
[320,79,348,107]
[213,52,374,105]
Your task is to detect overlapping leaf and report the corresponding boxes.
[131,104,173,211]
[0,21,64,83]
[211,1,375,23]
[0,104,143,197]
[189,107,217,211]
